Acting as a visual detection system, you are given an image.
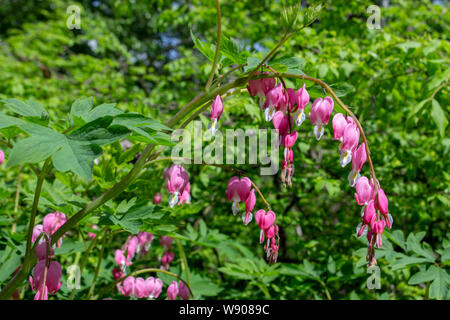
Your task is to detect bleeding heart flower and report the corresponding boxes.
[348,143,367,187]
[332,113,347,141]
[167,165,190,208]
[340,122,360,167]
[247,73,276,108]
[354,176,374,206]
[225,176,252,216]
[377,188,392,229]
[264,83,286,121]
[167,281,179,300]
[272,111,292,138]
[310,97,334,140]
[29,260,62,300]
[292,84,310,126]
[209,95,223,135]
[178,281,190,300]
[242,189,256,226]
[153,192,162,204]
[356,199,376,238]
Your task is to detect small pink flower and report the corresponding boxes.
[348,143,367,187]
[115,249,132,271]
[0,149,4,165]
[247,73,276,108]
[167,281,179,300]
[209,95,223,135]
[373,220,386,248]
[282,131,298,148]
[167,165,190,208]
[112,268,124,280]
[354,177,374,206]
[225,176,252,216]
[310,97,334,140]
[29,260,62,300]
[178,281,190,300]
[356,200,376,238]
[35,241,54,261]
[340,122,360,167]
[272,111,292,140]
[43,212,66,243]
[32,224,44,244]
[153,278,163,299]
[292,84,310,126]
[377,188,392,229]
[332,113,347,141]
[255,210,276,230]
[160,235,173,249]
[242,189,256,226]
[134,277,147,298]
[153,192,162,204]
[126,236,139,257]
[264,224,277,239]
[88,225,98,240]
[138,231,154,254]
[177,182,191,205]
[264,83,286,121]
[161,251,175,270]
[122,276,135,297]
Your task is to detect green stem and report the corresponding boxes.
[175,239,192,297]
[87,228,109,299]
[205,0,222,90]
[24,159,52,265]
[69,227,107,300]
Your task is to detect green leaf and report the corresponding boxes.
[220,34,248,65]
[390,256,431,271]
[190,30,216,62]
[8,117,130,179]
[429,267,450,300]
[70,97,94,120]
[431,99,447,137]
[408,266,437,285]
[0,250,20,283]
[1,98,48,118]
[397,41,421,53]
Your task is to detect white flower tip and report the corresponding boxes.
[296,110,306,126]
[242,212,253,226]
[209,119,219,135]
[340,150,352,167]
[314,124,324,140]
[168,193,179,208]
[264,106,275,122]
[232,201,239,216]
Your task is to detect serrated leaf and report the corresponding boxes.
[408,266,437,285]
[190,30,216,62]
[1,98,48,118]
[429,268,449,300]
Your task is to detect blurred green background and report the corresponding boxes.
[0,0,448,300]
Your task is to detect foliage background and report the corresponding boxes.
[0,0,448,300]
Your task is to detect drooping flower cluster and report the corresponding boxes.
[167,164,191,208]
[119,276,163,300]
[29,211,66,300]
[160,236,175,270]
[248,76,336,187]
[332,113,392,265]
[226,176,280,263]
[255,210,279,264]
[114,231,154,273]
